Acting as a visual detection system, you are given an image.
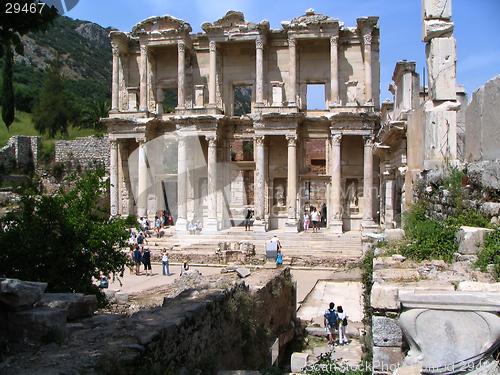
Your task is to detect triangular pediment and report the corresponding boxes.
[201,11,269,34]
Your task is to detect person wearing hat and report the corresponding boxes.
[269,234,281,250]
[181,259,190,275]
[142,246,152,276]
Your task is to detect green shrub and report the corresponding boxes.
[476,228,500,279]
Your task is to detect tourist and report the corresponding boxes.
[142,247,152,276]
[128,244,135,274]
[162,249,171,276]
[188,221,196,235]
[154,215,161,237]
[303,211,310,233]
[195,220,202,235]
[133,245,142,275]
[321,203,327,225]
[128,231,136,248]
[181,260,190,275]
[139,217,148,232]
[337,305,349,345]
[311,207,320,233]
[160,210,166,228]
[136,231,147,249]
[276,248,283,267]
[324,302,338,346]
[244,207,253,231]
[270,234,281,250]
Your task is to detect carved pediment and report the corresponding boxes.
[201,11,269,35]
[132,15,192,36]
[283,9,341,31]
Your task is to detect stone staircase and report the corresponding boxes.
[142,226,364,268]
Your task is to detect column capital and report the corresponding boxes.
[110,138,119,148]
[288,37,296,47]
[256,34,264,49]
[112,45,120,56]
[136,137,147,145]
[363,135,374,147]
[205,135,217,147]
[209,40,216,52]
[331,133,342,145]
[140,45,148,54]
[330,35,339,46]
[253,135,265,146]
[363,34,373,45]
[178,41,186,53]
[286,134,298,146]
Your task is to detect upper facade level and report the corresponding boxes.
[109,9,380,119]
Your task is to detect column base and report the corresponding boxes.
[329,220,343,235]
[175,218,189,232]
[253,220,268,232]
[361,220,379,236]
[285,220,298,233]
[204,219,219,233]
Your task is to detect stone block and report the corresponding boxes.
[456,226,493,255]
[372,346,405,371]
[480,202,500,218]
[371,282,400,310]
[4,307,66,343]
[373,268,420,283]
[236,267,251,278]
[468,161,500,189]
[457,281,500,293]
[0,278,47,311]
[386,229,405,242]
[36,293,97,320]
[422,0,452,21]
[422,19,454,42]
[425,37,456,101]
[373,316,403,347]
[290,352,309,373]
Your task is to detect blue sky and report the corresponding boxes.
[66,0,500,101]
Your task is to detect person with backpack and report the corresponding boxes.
[324,302,338,346]
[133,245,142,276]
[337,305,349,345]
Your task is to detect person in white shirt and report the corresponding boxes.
[311,207,321,233]
[337,305,349,345]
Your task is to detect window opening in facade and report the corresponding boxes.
[233,85,252,116]
[306,84,326,110]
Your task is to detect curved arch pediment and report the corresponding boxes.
[132,15,192,36]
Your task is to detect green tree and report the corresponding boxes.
[0,0,59,130]
[77,99,110,132]
[33,58,78,138]
[0,169,136,304]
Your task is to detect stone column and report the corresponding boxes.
[111,46,120,111]
[208,41,217,107]
[255,35,264,106]
[384,173,395,228]
[177,41,186,109]
[286,134,298,232]
[288,37,297,107]
[329,34,340,107]
[253,135,267,231]
[330,133,343,234]
[205,135,218,232]
[109,139,119,216]
[139,45,148,112]
[175,137,188,231]
[136,137,148,219]
[119,141,131,217]
[362,135,376,230]
[363,33,373,105]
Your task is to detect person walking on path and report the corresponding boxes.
[324,302,338,346]
[142,247,152,276]
[337,305,349,345]
[244,207,253,231]
[162,249,171,276]
[276,249,283,267]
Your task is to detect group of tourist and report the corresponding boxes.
[188,220,203,235]
[303,204,324,233]
[138,210,174,238]
[323,302,349,346]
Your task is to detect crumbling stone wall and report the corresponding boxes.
[0,135,40,170]
[55,135,109,170]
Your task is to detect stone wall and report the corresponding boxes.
[55,135,110,170]
[0,135,40,170]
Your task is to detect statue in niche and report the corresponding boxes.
[200,179,208,206]
[275,184,285,207]
[347,181,357,207]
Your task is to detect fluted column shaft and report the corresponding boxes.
[139,45,148,111]
[330,133,343,233]
[206,136,218,226]
[363,34,373,104]
[286,135,298,231]
[209,41,217,106]
[288,37,297,106]
[177,42,186,109]
[363,136,374,223]
[110,139,119,216]
[176,137,188,231]
[330,35,339,106]
[111,46,120,111]
[255,35,264,105]
[137,138,148,218]
[254,135,265,220]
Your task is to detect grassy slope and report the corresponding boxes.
[0,107,97,149]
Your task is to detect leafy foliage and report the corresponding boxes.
[77,99,110,132]
[1,44,14,129]
[33,58,78,138]
[0,169,136,304]
[476,229,500,279]
[303,354,370,375]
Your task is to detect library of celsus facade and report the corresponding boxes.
[105,9,381,233]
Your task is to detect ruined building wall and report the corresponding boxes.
[0,136,40,170]
[55,135,110,169]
